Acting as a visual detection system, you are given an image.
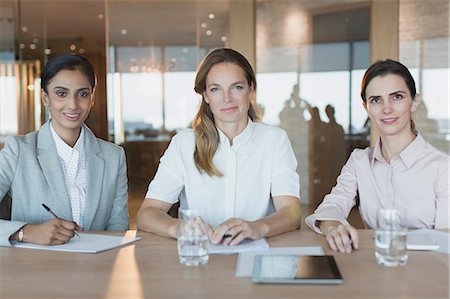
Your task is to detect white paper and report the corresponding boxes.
[235,246,325,277]
[13,232,141,253]
[208,238,269,255]
[408,229,449,254]
[407,230,439,250]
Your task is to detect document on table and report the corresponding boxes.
[208,238,269,254]
[235,246,325,277]
[13,232,141,253]
[407,229,449,254]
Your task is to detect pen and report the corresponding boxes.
[223,234,232,239]
[42,203,80,237]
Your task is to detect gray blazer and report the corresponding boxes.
[0,121,129,246]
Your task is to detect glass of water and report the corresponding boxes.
[177,207,209,266]
[375,208,408,267]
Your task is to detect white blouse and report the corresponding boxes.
[145,120,300,228]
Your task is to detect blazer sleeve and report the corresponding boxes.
[105,146,129,231]
[0,137,27,247]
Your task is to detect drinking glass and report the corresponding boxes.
[177,207,209,266]
[375,208,408,266]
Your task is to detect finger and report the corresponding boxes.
[229,231,248,246]
[333,227,347,253]
[348,227,359,250]
[212,220,237,244]
[326,235,338,251]
[58,219,77,231]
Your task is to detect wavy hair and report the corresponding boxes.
[192,48,260,176]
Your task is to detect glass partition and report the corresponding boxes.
[256,0,370,206]
[106,0,229,143]
[399,0,450,154]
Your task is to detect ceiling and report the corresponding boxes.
[8,0,368,60]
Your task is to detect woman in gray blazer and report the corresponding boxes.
[0,54,129,247]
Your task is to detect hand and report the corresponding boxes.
[175,216,214,239]
[211,218,262,246]
[323,223,359,253]
[22,218,79,245]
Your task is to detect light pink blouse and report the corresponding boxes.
[306,133,449,233]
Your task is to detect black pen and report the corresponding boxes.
[223,233,232,239]
[42,203,80,237]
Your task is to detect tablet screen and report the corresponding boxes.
[252,255,343,284]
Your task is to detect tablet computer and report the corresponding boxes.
[251,255,343,284]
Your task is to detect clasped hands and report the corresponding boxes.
[181,217,262,246]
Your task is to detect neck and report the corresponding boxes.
[380,130,416,163]
[216,119,248,145]
[52,123,81,148]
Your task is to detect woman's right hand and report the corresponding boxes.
[319,220,359,253]
[21,218,79,245]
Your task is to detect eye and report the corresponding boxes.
[393,94,403,101]
[209,87,219,93]
[234,84,245,90]
[56,90,67,97]
[370,97,382,104]
[77,91,91,98]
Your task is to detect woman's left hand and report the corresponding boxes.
[211,218,262,246]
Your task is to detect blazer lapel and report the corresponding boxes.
[37,122,72,220]
[83,125,104,230]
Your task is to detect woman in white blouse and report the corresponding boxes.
[137,48,301,245]
[305,59,449,253]
[0,54,129,247]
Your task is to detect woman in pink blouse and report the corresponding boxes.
[305,59,449,253]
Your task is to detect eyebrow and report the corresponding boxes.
[52,86,91,92]
[367,90,406,99]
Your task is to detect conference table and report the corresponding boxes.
[0,230,448,299]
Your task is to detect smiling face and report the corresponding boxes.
[42,69,94,139]
[203,62,253,133]
[363,74,420,138]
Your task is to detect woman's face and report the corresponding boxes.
[203,62,253,131]
[363,74,419,138]
[42,69,94,136]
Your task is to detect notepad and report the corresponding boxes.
[208,238,269,254]
[13,232,141,253]
[407,229,441,251]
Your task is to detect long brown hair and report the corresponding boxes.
[192,48,260,176]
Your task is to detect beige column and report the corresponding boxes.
[369,0,399,145]
[228,0,256,71]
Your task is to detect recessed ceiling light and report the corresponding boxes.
[121,28,128,35]
[22,26,28,32]
[97,14,104,20]
[206,30,212,36]
[221,36,227,42]
[44,48,51,55]
[32,38,39,43]
[208,13,215,19]
[19,43,25,49]
[79,48,85,54]
[69,44,77,51]
[29,44,36,50]
[201,23,207,28]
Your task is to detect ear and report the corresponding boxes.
[41,90,49,107]
[362,100,368,113]
[203,92,210,104]
[411,94,421,112]
[90,94,95,108]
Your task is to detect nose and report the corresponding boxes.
[66,94,79,109]
[382,99,393,114]
[223,89,232,103]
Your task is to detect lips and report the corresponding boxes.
[221,106,238,113]
[63,112,81,121]
[381,117,398,125]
